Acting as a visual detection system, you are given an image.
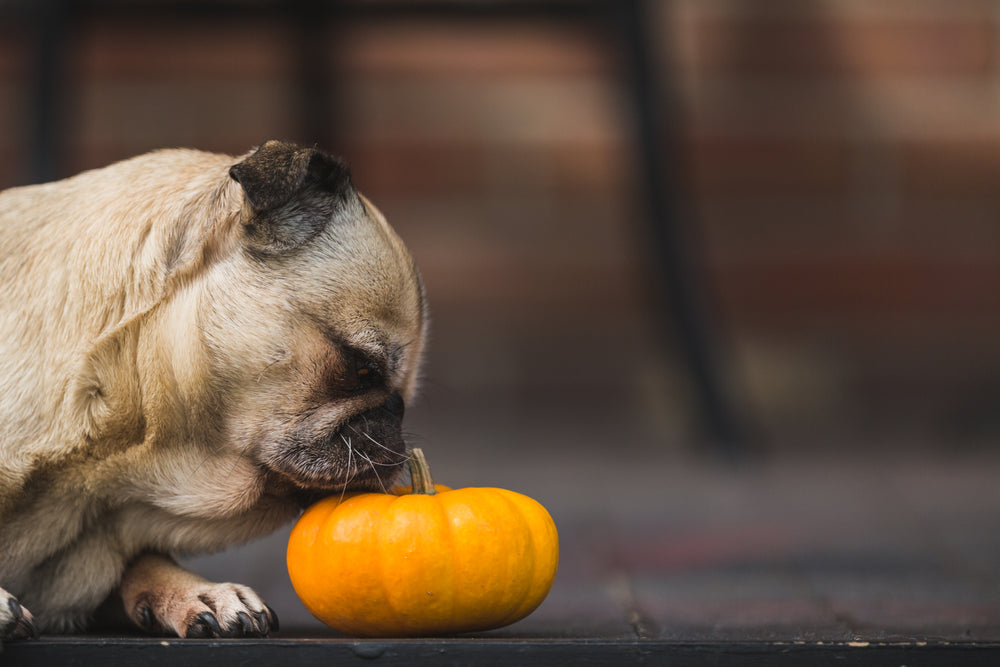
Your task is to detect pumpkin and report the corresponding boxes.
[286,448,559,637]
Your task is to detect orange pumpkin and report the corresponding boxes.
[286,448,559,637]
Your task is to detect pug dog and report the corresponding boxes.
[0,140,426,639]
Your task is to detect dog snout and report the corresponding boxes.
[383,392,404,419]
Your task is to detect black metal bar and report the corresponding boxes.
[13,0,608,21]
[27,0,70,184]
[291,0,338,150]
[0,0,609,23]
[615,0,747,455]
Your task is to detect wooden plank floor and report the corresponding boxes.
[488,450,1000,646]
[4,448,1000,664]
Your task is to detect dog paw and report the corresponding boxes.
[131,582,279,638]
[0,590,39,641]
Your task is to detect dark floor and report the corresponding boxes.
[5,435,1000,663]
[413,445,1000,643]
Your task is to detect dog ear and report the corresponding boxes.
[229,140,353,254]
[229,140,350,212]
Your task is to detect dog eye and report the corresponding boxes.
[346,350,382,392]
[355,364,379,389]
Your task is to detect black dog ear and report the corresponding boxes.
[229,140,354,254]
[229,140,351,212]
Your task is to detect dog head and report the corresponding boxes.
[193,141,426,494]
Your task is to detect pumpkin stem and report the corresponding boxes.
[407,448,437,495]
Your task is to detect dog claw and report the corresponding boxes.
[235,611,254,637]
[185,611,223,638]
[15,617,40,640]
[136,605,155,631]
[6,598,39,640]
[266,605,279,632]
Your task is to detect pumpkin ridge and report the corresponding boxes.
[494,488,559,627]
[490,488,538,625]
[339,494,395,636]
[445,487,526,630]
[374,494,409,634]
[427,488,457,633]
[454,487,522,630]
[376,493,454,635]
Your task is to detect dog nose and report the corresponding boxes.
[384,392,405,419]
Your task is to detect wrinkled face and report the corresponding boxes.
[200,182,426,495]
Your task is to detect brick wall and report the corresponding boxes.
[1,2,999,450]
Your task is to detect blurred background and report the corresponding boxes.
[3,0,1000,633]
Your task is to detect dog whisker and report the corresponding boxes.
[363,431,412,460]
[359,452,389,494]
[361,459,406,468]
[343,423,410,461]
[338,434,357,503]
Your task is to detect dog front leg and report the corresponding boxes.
[119,553,278,638]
